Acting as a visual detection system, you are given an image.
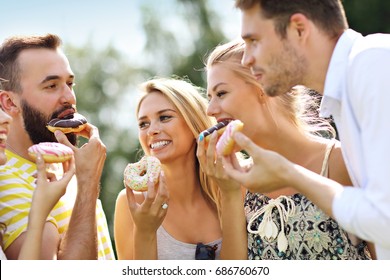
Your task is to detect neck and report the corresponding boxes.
[162,160,203,205]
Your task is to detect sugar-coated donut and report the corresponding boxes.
[199,120,230,142]
[216,120,244,156]
[28,142,74,163]
[123,156,161,192]
[47,113,87,134]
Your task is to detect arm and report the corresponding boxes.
[114,189,136,260]
[197,132,247,259]
[330,49,390,249]
[222,132,343,218]
[5,224,59,260]
[219,187,247,260]
[55,124,105,259]
[114,173,169,260]
[18,153,75,259]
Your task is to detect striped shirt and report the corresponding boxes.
[0,150,115,259]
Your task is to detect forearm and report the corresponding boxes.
[288,164,343,218]
[133,229,158,260]
[58,190,98,260]
[220,189,247,260]
[18,219,45,260]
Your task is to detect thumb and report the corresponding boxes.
[54,130,76,151]
[221,156,248,185]
[233,132,262,159]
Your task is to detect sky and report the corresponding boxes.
[1,0,241,132]
[1,0,241,61]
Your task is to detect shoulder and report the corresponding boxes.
[351,33,390,57]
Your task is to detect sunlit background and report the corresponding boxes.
[2,0,389,257]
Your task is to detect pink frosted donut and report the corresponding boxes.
[216,120,244,156]
[28,142,74,163]
[123,156,161,192]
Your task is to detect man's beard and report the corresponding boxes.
[21,99,77,145]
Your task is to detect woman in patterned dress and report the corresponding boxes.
[197,39,374,260]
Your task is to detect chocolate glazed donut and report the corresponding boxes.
[47,113,88,134]
[199,120,230,142]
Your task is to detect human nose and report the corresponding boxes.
[59,86,76,105]
[241,46,254,68]
[206,98,220,117]
[147,121,161,136]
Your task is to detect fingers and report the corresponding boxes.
[61,156,75,173]
[206,131,218,171]
[196,133,207,172]
[35,153,47,183]
[60,157,76,183]
[156,171,169,205]
[125,187,137,210]
[139,171,169,213]
[77,123,100,140]
[54,130,76,151]
[221,156,248,185]
[233,132,260,159]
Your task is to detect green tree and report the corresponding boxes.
[65,42,142,242]
[65,0,230,256]
[343,0,390,34]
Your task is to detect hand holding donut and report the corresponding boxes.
[125,171,169,234]
[124,156,161,192]
[54,123,106,199]
[32,152,76,219]
[197,128,242,195]
[47,112,88,134]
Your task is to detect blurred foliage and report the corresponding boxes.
[343,0,390,34]
[65,0,228,256]
[65,0,390,257]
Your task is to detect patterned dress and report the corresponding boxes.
[245,140,371,260]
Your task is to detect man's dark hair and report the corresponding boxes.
[235,0,348,39]
[0,34,62,93]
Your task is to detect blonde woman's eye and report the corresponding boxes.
[160,115,172,122]
[217,91,227,98]
[139,122,149,129]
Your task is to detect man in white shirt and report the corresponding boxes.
[225,0,390,259]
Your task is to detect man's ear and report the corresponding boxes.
[289,13,311,41]
[0,91,20,115]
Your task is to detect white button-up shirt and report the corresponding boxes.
[320,29,390,259]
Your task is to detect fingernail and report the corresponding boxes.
[54,130,61,137]
[199,133,204,142]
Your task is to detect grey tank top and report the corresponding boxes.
[157,226,222,260]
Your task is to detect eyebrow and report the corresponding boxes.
[138,108,177,121]
[40,74,75,84]
[212,82,227,92]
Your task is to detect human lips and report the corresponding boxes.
[150,140,171,150]
[216,118,234,124]
[250,67,264,82]
[252,72,263,82]
[0,131,8,148]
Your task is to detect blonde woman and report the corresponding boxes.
[197,40,374,260]
[114,77,222,260]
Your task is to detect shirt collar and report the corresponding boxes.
[323,29,363,100]
[320,29,362,117]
